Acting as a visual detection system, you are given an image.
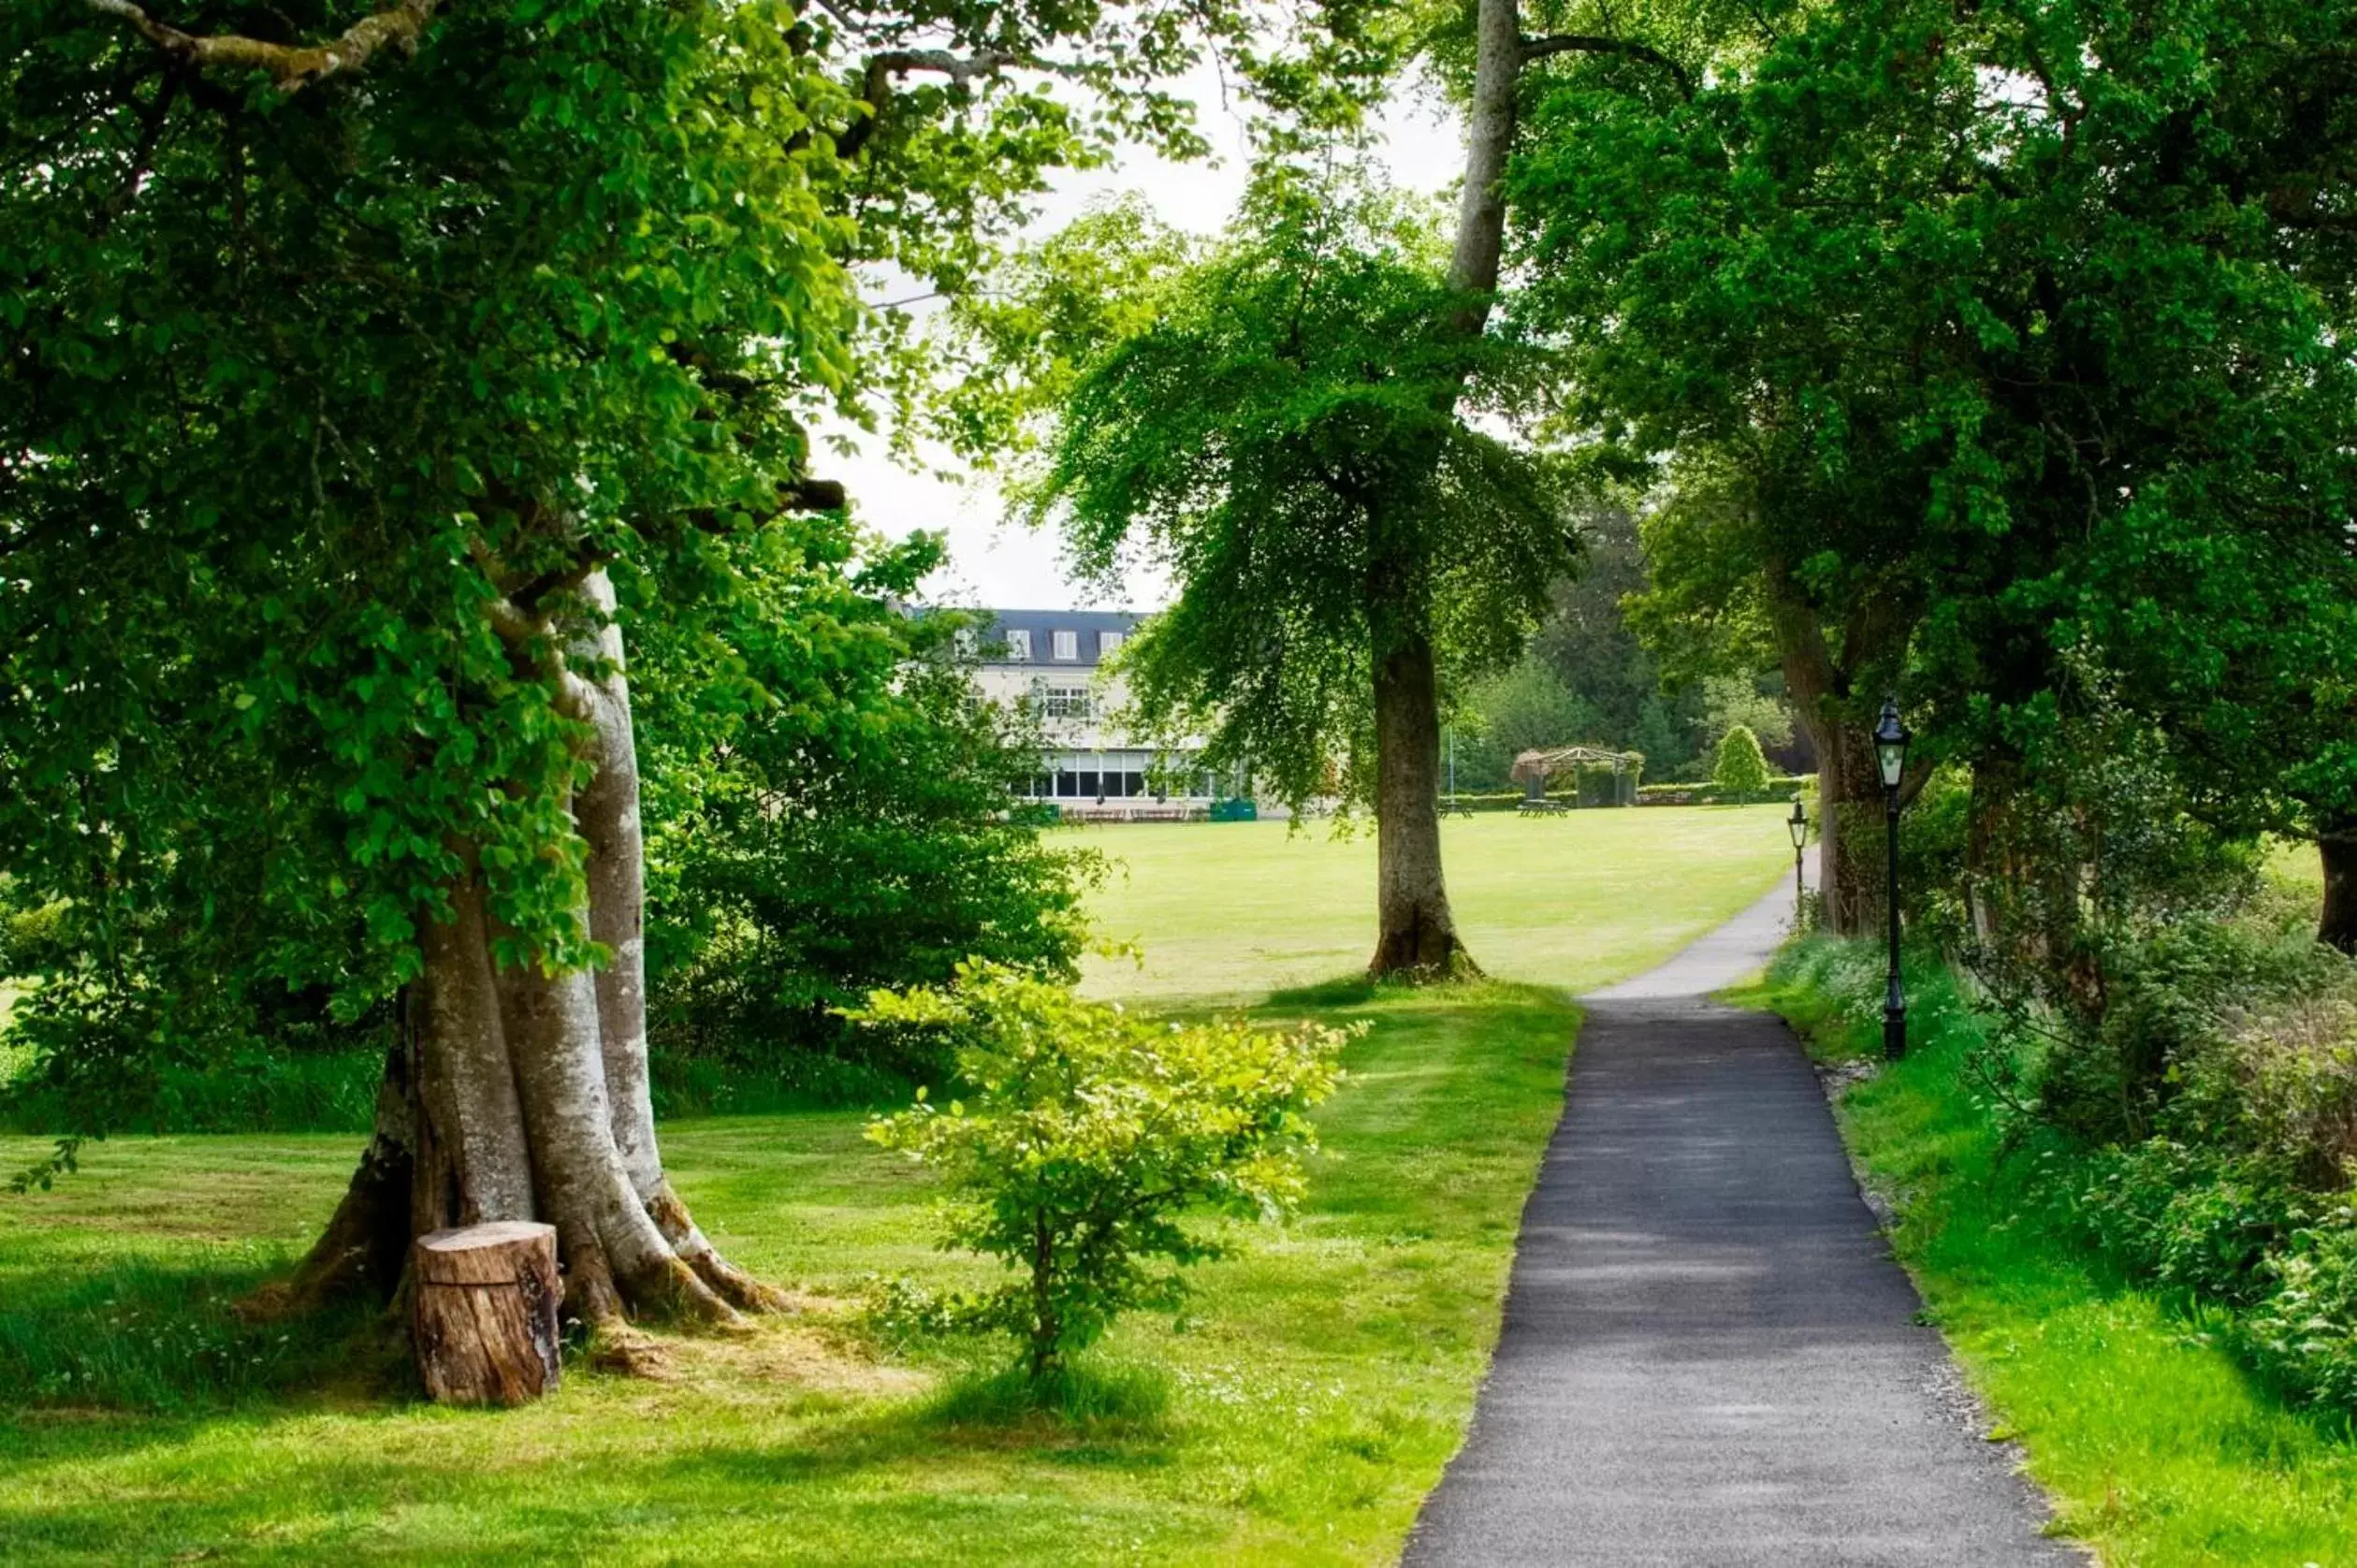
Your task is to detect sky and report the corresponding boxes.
[818,67,1470,615]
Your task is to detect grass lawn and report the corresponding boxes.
[0,808,1790,1565]
[2265,835,2325,907]
[1071,806,1799,1004]
[1756,952,2357,1567]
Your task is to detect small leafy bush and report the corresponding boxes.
[859,964,1351,1380]
[2241,1215,2357,1412]
[2073,1140,2312,1307]
[1710,724,1772,797]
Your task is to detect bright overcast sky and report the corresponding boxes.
[821,66,1468,614]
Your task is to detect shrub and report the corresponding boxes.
[1710,725,1772,797]
[1636,773,1811,806]
[647,656,1101,1089]
[2242,1217,2357,1413]
[2072,1140,2311,1307]
[859,965,1351,1380]
[1775,927,2357,1420]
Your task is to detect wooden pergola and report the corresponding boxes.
[1509,746,1643,808]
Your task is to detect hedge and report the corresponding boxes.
[1635,775,1814,806]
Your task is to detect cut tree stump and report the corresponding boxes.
[412,1220,562,1406]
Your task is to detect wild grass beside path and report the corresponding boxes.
[1755,947,2357,1567]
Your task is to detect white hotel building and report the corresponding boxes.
[966,609,1229,818]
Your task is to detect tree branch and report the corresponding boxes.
[680,478,850,536]
[837,46,1068,158]
[480,594,600,720]
[1519,33,1694,98]
[80,0,443,94]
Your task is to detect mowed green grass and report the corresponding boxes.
[0,808,1789,1565]
[2265,835,2325,906]
[1073,806,1798,1004]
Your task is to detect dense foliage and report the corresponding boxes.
[1511,0,2357,932]
[1778,923,2357,1417]
[860,964,1350,1380]
[642,594,1099,1106]
[1013,167,1576,814]
[0,0,1231,1137]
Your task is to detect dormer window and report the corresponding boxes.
[1099,630,1125,657]
[1053,630,1079,661]
[1005,629,1031,661]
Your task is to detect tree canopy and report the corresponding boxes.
[0,0,1284,1325]
[1507,0,2357,934]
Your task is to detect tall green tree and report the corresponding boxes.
[1,0,1255,1344]
[1021,167,1579,975]
[1452,661,1600,790]
[1508,0,2357,941]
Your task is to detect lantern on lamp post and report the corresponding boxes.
[1873,698,1912,1060]
[1787,798,1809,924]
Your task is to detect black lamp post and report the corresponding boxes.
[1874,697,1912,1060]
[1787,798,1809,924]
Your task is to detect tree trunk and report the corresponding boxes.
[412,842,537,1236]
[278,569,773,1356]
[575,571,662,1202]
[1814,724,1886,936]
[1771,623,1875,936]
[1763,557,1905,938]
[2321,811,2357,954]
[1370,631,1473,978]
[1963,755,2030,951]
[1446,0,1524,310]
[573,573,783,1312]
[1352,0,1523,980]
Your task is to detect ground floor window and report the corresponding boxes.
[1011,757,1205,801]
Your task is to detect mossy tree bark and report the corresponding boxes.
[281,569,777,1346]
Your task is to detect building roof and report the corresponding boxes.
[973,608,1148,669]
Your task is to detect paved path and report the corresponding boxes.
[1406,879,2069,1567]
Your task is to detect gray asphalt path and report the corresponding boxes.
[1405,878,2070,1567]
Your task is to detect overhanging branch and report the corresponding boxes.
[80,0,443,93]
[1520,33,1694,99]
[837,46,1079,158]
[682,478,850,535]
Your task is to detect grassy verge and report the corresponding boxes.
[0,981,1574,1565]
[1753,942,2357,1566]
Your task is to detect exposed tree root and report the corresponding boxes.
[648,1184,798,1314]
[1368,916,1482,984]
